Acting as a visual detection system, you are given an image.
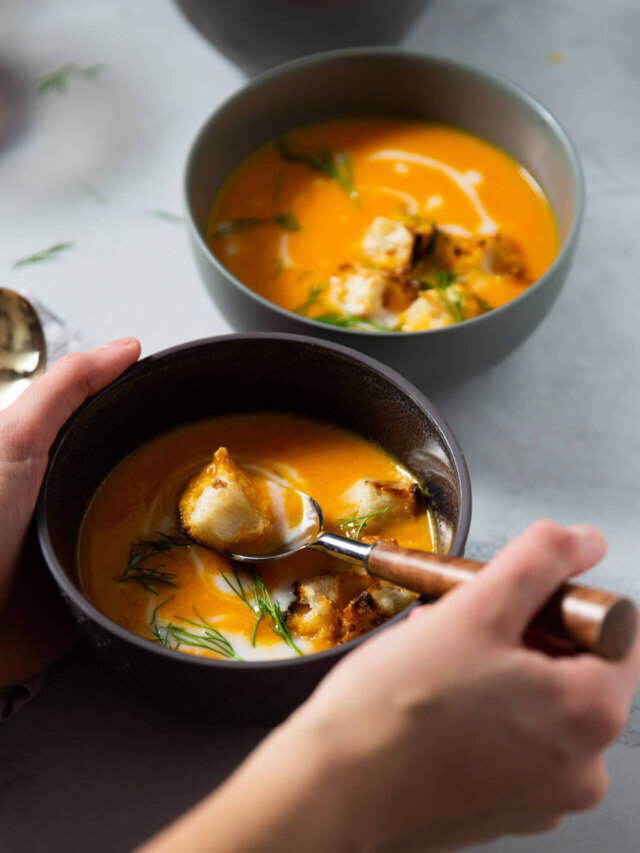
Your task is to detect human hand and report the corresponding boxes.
[140,522,640,853]
[0,338,141,688]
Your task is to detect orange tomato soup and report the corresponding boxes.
[208,118,558,331]
[78,414,436,661]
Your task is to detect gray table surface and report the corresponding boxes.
[1,0,639,850]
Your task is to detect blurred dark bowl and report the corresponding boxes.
[174,0,428,75]
[37,333,471,726]
[185,49,584,391]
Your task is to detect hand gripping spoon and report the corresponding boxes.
[228,482,637,661]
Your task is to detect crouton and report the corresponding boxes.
[329,266,387,317]
[286,575,341,643]
[179,447,276,552]
[341,479,422,528]
[362,217,415,271]
[341,580,418,643]
[399,291,452,331]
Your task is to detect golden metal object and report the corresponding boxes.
[0,289,46,410]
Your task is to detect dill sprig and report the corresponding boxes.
[213,213,300,238]
[79,181,107,203]
[118,532,191,595]
[277,139,359,204]
[170,610,243,660]
[149,598,242,660]
[37,63,103,94]
[148,210,184,224]
[440,288,466,323]
[337,508,388,539]
[13,242,73,268]
[149,596,178,648]
[417,269,457,291]
[270,258,285,278]
[294,283,326,315]
[219,567,303,655]
[313,313,393,332]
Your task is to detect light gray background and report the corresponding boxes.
[1,0,639,850]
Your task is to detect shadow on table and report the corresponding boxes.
[175,0,429,76]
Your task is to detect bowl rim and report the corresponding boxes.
[184,46,585,338]
[37,331,472,671]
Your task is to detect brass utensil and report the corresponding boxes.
[0,289,46,410]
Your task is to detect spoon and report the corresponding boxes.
[229,485,637,661]
[0,289,46,410]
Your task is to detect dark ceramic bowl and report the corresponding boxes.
[37,334,470,726]
[185,49,584,391]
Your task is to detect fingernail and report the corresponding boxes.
[100,337,136,349]
[568,524,607,557]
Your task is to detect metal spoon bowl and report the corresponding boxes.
[0,289,46,410]
[228,486,373,565]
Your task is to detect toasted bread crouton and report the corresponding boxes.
[341,479,422,529]
[368,580,418,616]
[362,217,415,271]
[286,575,341,643]
[382,275,417,312]
[480,234,527,277]
[398,290,454,331]
[298,575,340,606]
[179,447,276,552]
[330,266,387,318]
[341,580,417,643]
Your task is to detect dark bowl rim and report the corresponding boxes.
[184,46,585,339]
[37,331,472,671]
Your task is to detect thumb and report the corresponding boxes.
[0,337,141,463]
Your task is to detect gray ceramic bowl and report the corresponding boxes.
[37,333,471,726]
[174,0,428,76]
[185,49,584,391]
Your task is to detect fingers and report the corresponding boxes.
[466,521,607,643]
[0,337,140,463]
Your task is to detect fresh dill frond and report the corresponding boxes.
[149,596,178,648]
[417,269,457,291]
[219,567,303,655]
[118,532,191,595]
[440,288,466,323]
[79,181,108,203]
[37,63,103,94]
[270,258,285,278]
[170,609,243,660]
[313,313,393,332]
[148,600,242,660]
[13,242,74,268]
[273,213,301,232]
[212,213,300,238]
[294,283,326,315]
[337,508,388,539]
[148,210,184,224]
[276,139,360,204]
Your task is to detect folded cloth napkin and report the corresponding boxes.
[0,294,91,722]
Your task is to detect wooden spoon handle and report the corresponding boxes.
[367,544,638,661]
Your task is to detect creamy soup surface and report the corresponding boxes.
[78,414,436,662]
[208,118,558,332]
